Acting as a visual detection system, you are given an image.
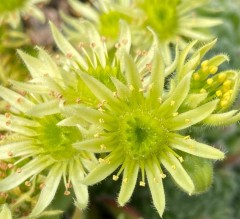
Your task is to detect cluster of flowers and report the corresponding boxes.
[0,0,240,218]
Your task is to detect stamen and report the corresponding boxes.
[64,190,71,196]
[99,118,104,124]
[112,175,119,181]
[170,100,175,106]
[209,66,218,74]
[193,73,200,80]
[201,60,209,68]
[100,144,106,150]
[123,178,128,183]
[25,181,31,187]
[206,78,213,85]
[139,181,146,187]
[66,53,73,59]
[39,183,45,189]
[172,112,179,117]
[216,90,222,97]
[16,168,22,173]
[185,119,191,123]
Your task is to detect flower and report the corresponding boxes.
[0,85,97,217]
[66,47,225,216]
[66,0,221,63]
[0,0,48,27]
[0,204,12,218]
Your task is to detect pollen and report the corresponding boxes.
[185,119,191,124]
[172,112,179,117]
[160,173,166,179]
[171,165,176,170]
[220,100,228,107]
[8,151,13,157]
[99,118,105,124]
[179,157,184,162]
[64,190,71,196]
[218,73,226,82]
[25,181,31,187]
[123,178,128,183]
[223,80,232,87]
[16,168,22,173]
[200,88,206,94]
[98,158,105,163]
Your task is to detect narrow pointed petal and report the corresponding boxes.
[0,86,34,113]
[73,137,114,152]
[83,152,123,185]
[117,20,131,55]
[18,50,45,78]
[0,115,37,136]
[124,53,142,90]
[26,100,60,116]
[159,74,191,116]
[9,80,49,94]
[167,100,218,130]
[177,40,197,80]
[170,135,225,160]
[161,152,194,194]
[111,77,131,99]
[192,39,217,60]
[68,0,99,22]
[146,160,165,217]
[69,159,88,209]
[0,205,12,219]
[50,22,88,70]
[147,50,164,105]
[184,93,208,108]
[78,72,121,109]
[31,163,62,216]
[165,45,179,77]
[208,54,230,67]
[0,156,54,191]
[118,161,138,206]
[203,111,240,126]
[0,141,37,159]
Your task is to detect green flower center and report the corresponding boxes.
[99,11,131,39]
[37,116,81,161]
[0,0,27,13]
[139,0,180,41]
[119,111,169,160]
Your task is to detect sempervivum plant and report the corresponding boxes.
[0,0,48,27]
[0,84,97,217]
[66,0,221,64]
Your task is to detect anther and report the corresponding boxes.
[94,133,100,138]
[216,90,222,97]
[209,66,218,74]
[129,85,134,91]
[113,92,118,97]
[90,42,96,48]
[112,175,119,181]
[5,113,11,118]
[115,42,121,49]
[141,50,148,56]
[66,53,73,58]
[7,163,14,169]
[16,98,23,103]
[139,181,146,187]
[146,63,152,71]
[121,39,128,45]
[170,100,175,106]
[99,118,104,124]
[184,135,191,140]
[76,98,81,104]
[223,80,232,87]
[185,119,191,123]
[220,100,228,107]
[200,88,207,94]
[8,151,13,157]
[25,181,31,187]
[158,97,162,103]
[98,158,105,163]
[207,78,213,85]
[39,183,45,189]
[172,112,179,117]
[101,36,107,42]
[16,168,22,173]
[123,178,128,183]
[100,144,106,150]
[179,157,184,162]
[78,42,84,48]
[201,60,209,68]
[161,174,166,179]
[64,190,71,196]
[218,73,226,82]
[171,165,176,170]
[193,73,200,81]
[139,88,145,92]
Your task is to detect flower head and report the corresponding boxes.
[66,48,225,216]
[0,85,97,217]
[0,0,48,27]
[66,0,221,63]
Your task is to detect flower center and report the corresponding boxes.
[0,0,27,13]
[99,11,131,39]
[37,116,81,161]
[119,111,169,160]
[140,0,179,41]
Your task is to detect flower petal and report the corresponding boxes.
[0,205,12,219]
[118,160,139,206]
[170,135,225,160]
[145,160,165,217]
[31,163,63,216]
[0,156,54,191]
[158,74,191,116]
[160,152,194,194]
[82,152,123,185]
[167,100,218,130]
[73,137,115,153]
[69,159,88,209]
